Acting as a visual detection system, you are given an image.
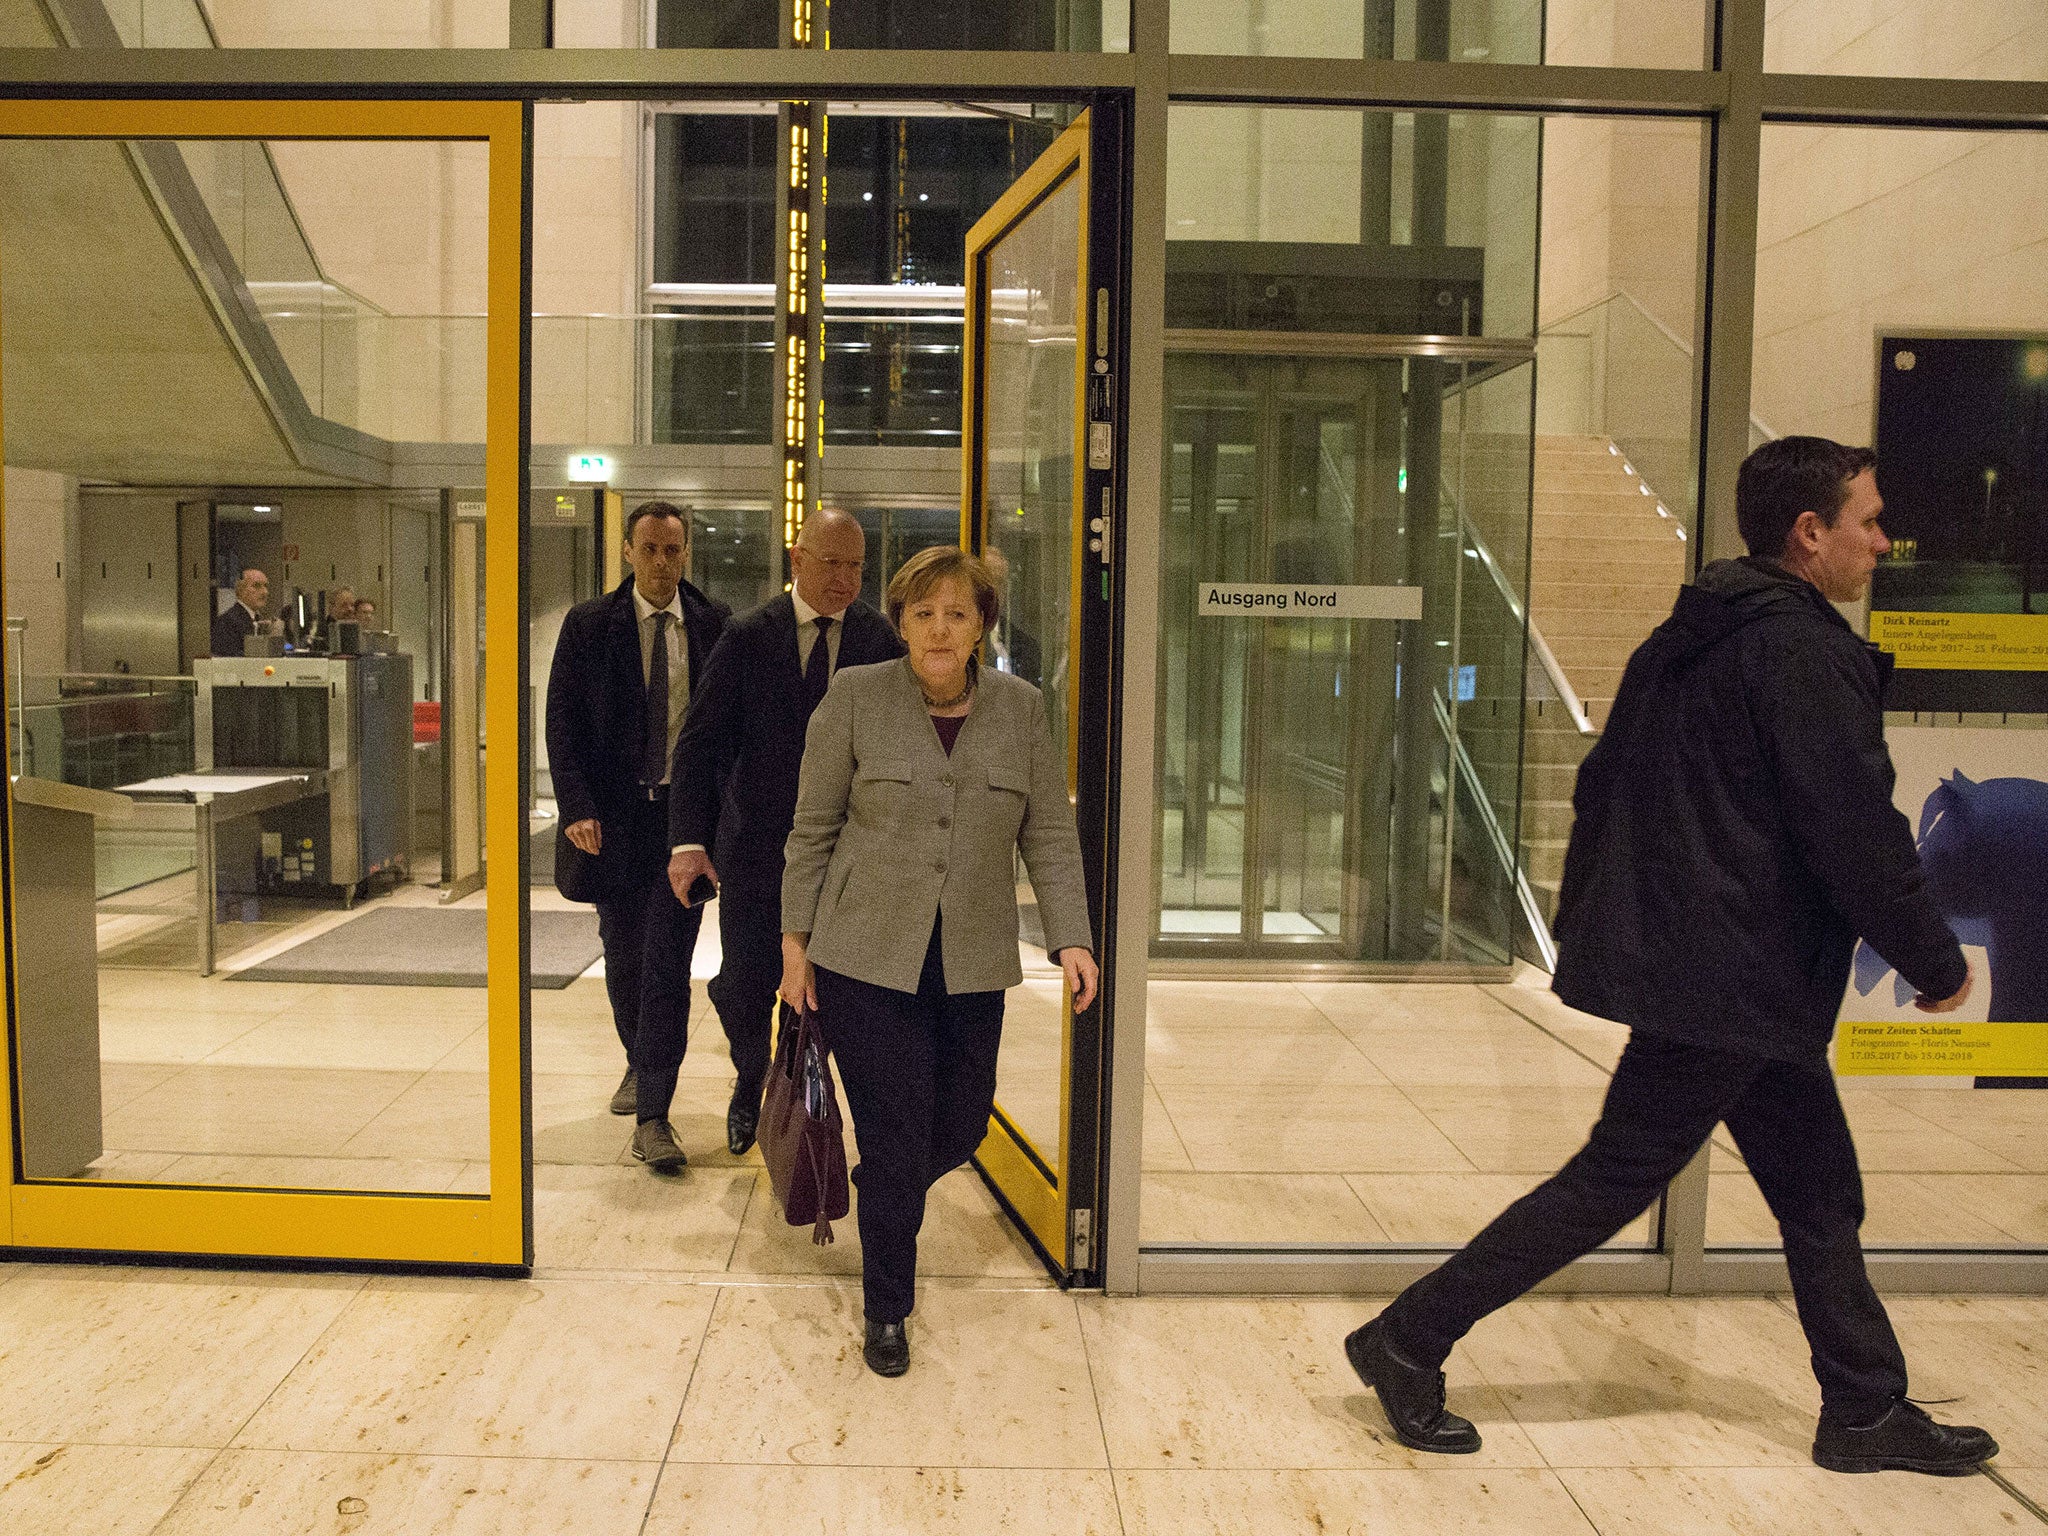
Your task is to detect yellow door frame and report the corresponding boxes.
[959,112,1091,1261]
[0,98,528,1267]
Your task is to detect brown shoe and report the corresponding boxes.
[609,1070,637,1116]
[631,1118,687,1172]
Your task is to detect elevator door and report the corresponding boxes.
[1156,347,1531,965]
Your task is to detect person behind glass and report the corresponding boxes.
[545,502,730,1171]
[210,567,271,656]
[779,545,1098,1379]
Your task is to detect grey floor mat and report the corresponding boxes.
[227,906,602,989]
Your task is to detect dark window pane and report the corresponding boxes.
[653,115,778,286]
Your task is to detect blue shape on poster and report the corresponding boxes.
[1853,770,2048,1024]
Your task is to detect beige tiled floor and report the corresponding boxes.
[4,1264,2038,1534]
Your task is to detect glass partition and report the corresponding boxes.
[1142,104,1706,1255]
[1706,122,2048,1257]
[1,125,504,1232]
[1170,0,1708,68]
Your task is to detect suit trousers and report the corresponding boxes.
[706,873,781,1106]
[592,790,704,1123]
[1377,1029,1909,1423]
[815,922,1006,1326]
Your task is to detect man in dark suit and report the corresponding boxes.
[667,507,904,1155]
[546,502,729,1172]
[210,568,270,656]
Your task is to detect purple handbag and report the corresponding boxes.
[758,1000,851,1244]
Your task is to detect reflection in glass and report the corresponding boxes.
[2,137,490,1195]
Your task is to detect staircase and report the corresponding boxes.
[1518,433,1691,917]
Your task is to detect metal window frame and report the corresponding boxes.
[1,0,2044,1296]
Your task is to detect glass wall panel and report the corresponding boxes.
[2,136,491,1195]
[102,0,508,47]
[1170,0,1708,69]
[1764,0,2047,81]
[648,0,1129,50]
[1707,124,2048,1255]
[1143,105,1703,1253]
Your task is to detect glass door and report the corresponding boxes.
[960,109,1117,1277]
[1155,346,1533,966]
[0,99,529,1268]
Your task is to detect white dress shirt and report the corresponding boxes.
[633,586,689,788]
[791,588,845,674]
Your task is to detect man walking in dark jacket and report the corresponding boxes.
[1346,437,1997,1475]
[546,502,729,1171]
[665,509,903,1156]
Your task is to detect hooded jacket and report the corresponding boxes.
[1551,556,1966,1063]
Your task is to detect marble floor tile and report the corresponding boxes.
[153,1449,658,1536]
[531,1073,646,1166]
[1298,981,1525,1031]
[95,1009,268,1066]
[726,1166,1046,1280]
[532,1164,753,1271]
[1705,1172,2016,1249]
[143,1154,471,1194]
[643,1466,1122,1535]
[1115,1468,1599,1536]
[1146,981,1328,1031]
[1347,1173,1656,1248]
[1403,1087,1611,1173]
[99,1061,182,1109]
[526,1010,632,1077]
[668,1286,1105,1468]
[96,970,298,1019]
[1455,1297,1824,1467]
[1907,1173,2048,1243]
[448,1163,491,1194]
[1139,1172,1388,1244]
[0,1268,363,1445]
[1144,1020,1389,1086]
[1079,1297,1547,1470]
[72,1149,183,1183]
[1836,1123,2025,1175]
[103,1064,421,1159]
[1879,1296,2048,1466]
[427,1024,489,1072]
[1155,1082,1475,1174]
[1555,1465,2030,1534]
[1141,1081,1194,1172]
[0,1442,216,1536]
[235,1276,716,1461]
[341,1072,492,1162]
[200,1011,479,1072]
[1350,1034,1612,1090]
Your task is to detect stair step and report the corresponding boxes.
[1534,470,1657,497]
[1530,579,1685,609]
[1531,560,1687,589]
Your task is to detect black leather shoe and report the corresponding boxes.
[1814,1399,1998,1475]
[609,1070,637,1116]
[1344,1318,1482,1454]
[863,1320,909,1378]
[727,1086,761,1157]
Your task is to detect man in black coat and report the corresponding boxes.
[210,568,270,656]
[666,507,904,1155]
[545,502,729,1171]
[1346,437,1998,1476]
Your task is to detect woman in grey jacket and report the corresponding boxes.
[780,544,1098,1378]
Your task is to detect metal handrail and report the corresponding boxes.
[1455,504,1595,738]
[1538,288,1781,447]
[1432,688,1558,972]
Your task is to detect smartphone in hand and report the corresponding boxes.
[683,872,719,907]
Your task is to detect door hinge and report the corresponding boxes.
[1070,1207,1095,1270]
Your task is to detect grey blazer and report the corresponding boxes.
[782,658,1093,995]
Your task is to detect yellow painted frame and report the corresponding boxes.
[959,113,1091,1262]
[0,99,527,1267]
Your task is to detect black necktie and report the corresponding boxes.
[642,610,672,788]
[804,616,834,712]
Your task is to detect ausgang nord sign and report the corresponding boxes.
[1197,584,1424,620]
